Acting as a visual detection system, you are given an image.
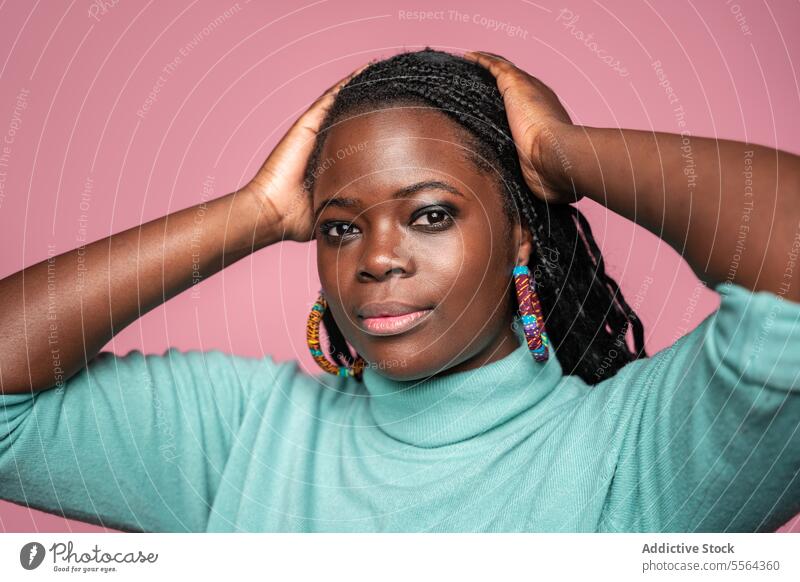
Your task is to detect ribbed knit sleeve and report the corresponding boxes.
[600,282,800,532]
[0,348,288,532]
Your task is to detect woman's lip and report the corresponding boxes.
[359,308,434,336]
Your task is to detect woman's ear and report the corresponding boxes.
[514,221,533,267]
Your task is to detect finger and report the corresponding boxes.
[463,50,495,68]
[345,61,371,83]
[463,50,517,75]
[321,61,371,98]
[304,61,370,120]
[465,51,530,104]
[466,50,512,64]
[299,62,371,127]
[464,51,514,67]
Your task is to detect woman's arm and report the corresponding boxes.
[465,50,800,302]
[0,65,364,532]
[0,64,363,395]
[0,189,279,395]
[598,281,800,531]
[547,127,800,301]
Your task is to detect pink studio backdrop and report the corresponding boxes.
[0,0,798,533]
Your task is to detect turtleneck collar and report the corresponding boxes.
[362,321,563,448]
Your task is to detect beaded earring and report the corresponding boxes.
[306,290,367,379]
[513,265,550,362]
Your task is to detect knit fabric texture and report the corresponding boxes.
[1,281,798,532]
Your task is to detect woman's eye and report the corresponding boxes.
[320,207,455,241]
[411,207,454,229]
[320,222,360,240]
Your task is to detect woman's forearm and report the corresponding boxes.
[0,188,281,395]
[549,125,800,301]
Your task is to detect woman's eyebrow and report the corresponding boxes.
[313,180,466,221]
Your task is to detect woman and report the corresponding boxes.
[0,48,798,533]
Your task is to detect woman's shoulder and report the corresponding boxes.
[215,350,366,408]
[584,280,800,411]
[9,347,345,405]
[93,347,300,397]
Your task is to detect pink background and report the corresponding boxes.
[0,0,798,532]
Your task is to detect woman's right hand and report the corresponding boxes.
[242,64,368,243]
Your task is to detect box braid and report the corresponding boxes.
[304,48,647,384]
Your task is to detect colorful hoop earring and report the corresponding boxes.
[306,290,367,379]
[513,265,550,362]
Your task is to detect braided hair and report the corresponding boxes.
[303,47,647,385]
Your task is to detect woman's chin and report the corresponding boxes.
[354,346,422,381]
[353,326,460,381]
[359,354,415,381]
[359,349,458,382]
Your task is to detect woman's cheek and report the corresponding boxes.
[420,230,467,282]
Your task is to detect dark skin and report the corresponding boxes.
[0,66,366,394]
[5,49,798,394]
[465,50,800,302]
[313,106,532,381]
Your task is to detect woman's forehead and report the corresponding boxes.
[314,107,487,196]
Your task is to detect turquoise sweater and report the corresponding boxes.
[1,281,799,532]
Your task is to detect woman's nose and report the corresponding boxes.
[356,229,414,282]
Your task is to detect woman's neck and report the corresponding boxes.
[434,321,524,379]
[360,318,562,448]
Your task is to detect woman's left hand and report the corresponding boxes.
[464,50,582,204]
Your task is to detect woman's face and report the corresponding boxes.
[313,105,532,381]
